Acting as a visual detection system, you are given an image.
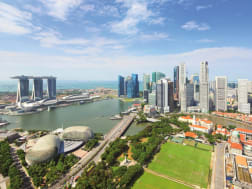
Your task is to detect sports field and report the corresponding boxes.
[132,172,191,189]
[148,141,212,188]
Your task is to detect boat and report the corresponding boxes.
[0,117,9,127]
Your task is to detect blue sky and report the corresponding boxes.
[0,0,252,81]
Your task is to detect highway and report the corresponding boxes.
[49,114,134,189]
[211,143,226,189]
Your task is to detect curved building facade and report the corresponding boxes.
[62,126,93,142]
[26,135,61,165]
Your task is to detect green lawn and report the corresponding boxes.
[148,142,211,188]
[133,172,191,189]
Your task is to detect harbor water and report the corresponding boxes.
[0,99,145,135]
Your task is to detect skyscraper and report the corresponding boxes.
[200,61,209,113]
[143,74,150,91]
[118,75,124,97]
[215,76,227,112]
[126,74,139,98]
[238,79,250,114]
[156,79,174,113]
[32,78,43,101]
[132,74,139,97]
[190,73,199,84]
[179,63,187,112]
[186,83,194,107]
[152,72,165,83]
[47,78,56,99]
[16,77,29,103]
[173,66,179,100]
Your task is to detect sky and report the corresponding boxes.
[0,0,252,81]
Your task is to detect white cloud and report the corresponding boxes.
[0,2,34,35]
[33,29,124,55]
[196,5,212,11]
[181,21,210,31]
[33,30,90,47]
[139,32,169,40]
[197,39,215,43]
[149,17,166,25]
[24,4,43,14]
[80,4,95,12]
[40,0,83,21]
[2,47,252,80]
[110,0,169,35]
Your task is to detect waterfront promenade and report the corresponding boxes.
[49,114,134,189]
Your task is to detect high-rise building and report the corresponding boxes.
[143,74,150,91]
[186,83,194,107]
[200,61,209,113]
[126,74,139,98]
[148,91,156,106]
[143,90,149,103]
[32,78,43,101]
[179,63,187,112]
[47,78,56,99]
[152,72,165,83]
[190,74,199,84]
[215,76,227,112]
[118,75,124,97]
[194,83,200,104]
[156,79,174,113]
[173,66,179,100]
[16,77,29,103]
[238,79,250,114]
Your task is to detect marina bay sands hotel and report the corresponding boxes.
[11,76,56,103]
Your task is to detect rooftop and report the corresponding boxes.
[185,132,197,139]
[236,155,248,167]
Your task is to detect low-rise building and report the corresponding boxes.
[189,125,210,134]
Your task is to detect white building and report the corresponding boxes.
[238,79,250,114]
[200,61,209,113]
[156,79,173,113]
[179,63,187,112]
[215,76,227,112]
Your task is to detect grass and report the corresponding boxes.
[148,142,211,188]
[132,171,191,189]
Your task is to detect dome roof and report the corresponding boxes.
[26,135,61,165]
[62,126,93,142]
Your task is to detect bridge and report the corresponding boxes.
[49,114,135,189]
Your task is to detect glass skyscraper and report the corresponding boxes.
[118,75,124,97]
[173,66,179,100]
[152,72,165,83]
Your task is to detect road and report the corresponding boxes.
[10,147,34,189]
[49,114,134,189]
[211,143,226,189]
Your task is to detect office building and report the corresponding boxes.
[238,79,250,114]
[32,78,43,101]
[186,83,194,107]
[148,91,156,106]
[152,72,165,83]
[143,74,151,91]
[215,76,227,112]
[179,63,187,112]
[143,90,149,103]
[173,66,179,100]
[156,79,174,113]
[190,74,199,84]
[47,78,57,99]
[126,74,139,98]
[118,75,124,97]
[194,83,200,104]
[200,61,209,113]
